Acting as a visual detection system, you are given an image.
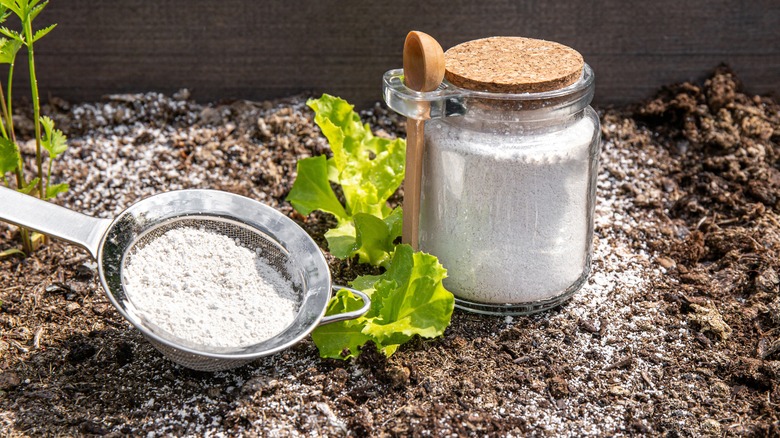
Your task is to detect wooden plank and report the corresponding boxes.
[13,0,779,107]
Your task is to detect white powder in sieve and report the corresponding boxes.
[122,226,299,348]
[420,113,598,304]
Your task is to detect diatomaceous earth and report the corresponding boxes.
[421,114,598,304]
[123,226,299,348]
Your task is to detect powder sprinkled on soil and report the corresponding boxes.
[3,68,779,436]
[123,226,299,348]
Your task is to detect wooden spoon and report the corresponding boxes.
[402,31,445,250]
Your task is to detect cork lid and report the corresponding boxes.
[444,37,584,94]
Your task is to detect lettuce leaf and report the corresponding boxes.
[311,244,454,359]
[353,208,403,267]
[287,154,348,221]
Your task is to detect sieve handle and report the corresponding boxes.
[319,285,371,325]
[0,186,111,259]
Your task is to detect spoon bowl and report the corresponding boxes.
[404,31,445,92]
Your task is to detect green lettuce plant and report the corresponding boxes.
[287,95,406,268]
[0,0,67,256]
[287,94,454,359]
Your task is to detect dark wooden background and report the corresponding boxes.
[16,0,780,108]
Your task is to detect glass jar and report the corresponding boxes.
[383,48,600,315]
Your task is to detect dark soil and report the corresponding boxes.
[1,67,779,436]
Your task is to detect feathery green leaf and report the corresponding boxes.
[0,26,24,43]
[0,136,19,174]
[28,0,47,21]
[0,1,22,18]
[17,177,40,195]
[31,22,53,42]
[0,36,22,63]
[45,182,68,199]
[40,115,67,158]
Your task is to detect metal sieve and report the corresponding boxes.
[0,187,369,371]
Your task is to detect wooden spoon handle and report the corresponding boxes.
[401,31,444,250]
[403,118,425,250]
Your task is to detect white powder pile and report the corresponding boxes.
[123,226,299,348]
[420,114,598,304]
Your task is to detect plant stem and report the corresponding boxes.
[0,83,7,139]
[6,61,16,143]
[24,18,43,199]
[45,158,51,196]
[20,227,32,254]
[0,75,24,190]
[4,63,22,189]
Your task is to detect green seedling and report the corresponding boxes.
[0,0,67,255]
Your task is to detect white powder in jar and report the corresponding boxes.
[122,226,299,348]
[420,112,599,304]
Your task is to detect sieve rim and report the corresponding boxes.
[95,189,334,361]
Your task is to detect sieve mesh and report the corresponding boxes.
[124,216,297,285]
[120,216,306,371]
[148,338,255,372]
